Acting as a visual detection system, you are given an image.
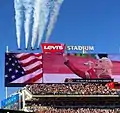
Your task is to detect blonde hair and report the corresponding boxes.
[101,57,113,69]
[100,57,113,75]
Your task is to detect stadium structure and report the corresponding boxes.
[1,82,120,113]
[2,49,120,113]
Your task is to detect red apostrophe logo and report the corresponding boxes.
[41,43,65,53]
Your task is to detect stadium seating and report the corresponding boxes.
[26,83,118,95]
[25,105,120,113]
[36,108,120,113]
[23,83,120,113]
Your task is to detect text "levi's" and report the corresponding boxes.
[41,43,65,53]
[44,45,63,50]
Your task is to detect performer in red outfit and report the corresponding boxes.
[64,54,113,79]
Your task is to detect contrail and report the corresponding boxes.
[14,0,23,49]
[37,0,52,48]
[23,0,33,49]
[45,0,64,42]
[31,0,43,49]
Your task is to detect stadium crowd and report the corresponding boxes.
[36,108,120,113]
[25,104,120,113]
[26,83,118,95]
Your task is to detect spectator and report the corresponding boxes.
[26,83,118,95]
[25,104,120,113]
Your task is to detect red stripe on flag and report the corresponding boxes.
[25,65,43,75]
[34,53,43,58]
[24,73,43,83]
[17,53,33,60]
[20,58,41,67]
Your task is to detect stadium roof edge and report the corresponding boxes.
[32,95,120,98]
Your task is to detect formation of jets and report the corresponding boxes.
[17,47,40,50]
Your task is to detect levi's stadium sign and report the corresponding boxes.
[41,43,94,53]
[41,43,65,53]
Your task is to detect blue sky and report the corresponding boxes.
[1,0,120,106]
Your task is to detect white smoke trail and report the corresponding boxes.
[31,0,43,49]
[23,0,33,49]
[37,0,52,48]
[14,0,23,49]
[45,0,64,42]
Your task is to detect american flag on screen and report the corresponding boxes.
[5,53,43,84]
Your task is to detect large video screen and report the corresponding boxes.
[43,53,120,83]
[5,53,120,86]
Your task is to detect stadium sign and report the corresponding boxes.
[1,94,19,109]
[66,45,94,53]
[41,43,94,53]
[41,43,65,53]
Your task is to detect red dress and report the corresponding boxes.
[64,60,111,79]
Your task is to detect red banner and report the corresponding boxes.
[106,82,115,89]
[41,43,65,53]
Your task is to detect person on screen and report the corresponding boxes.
[63,54,113,79]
